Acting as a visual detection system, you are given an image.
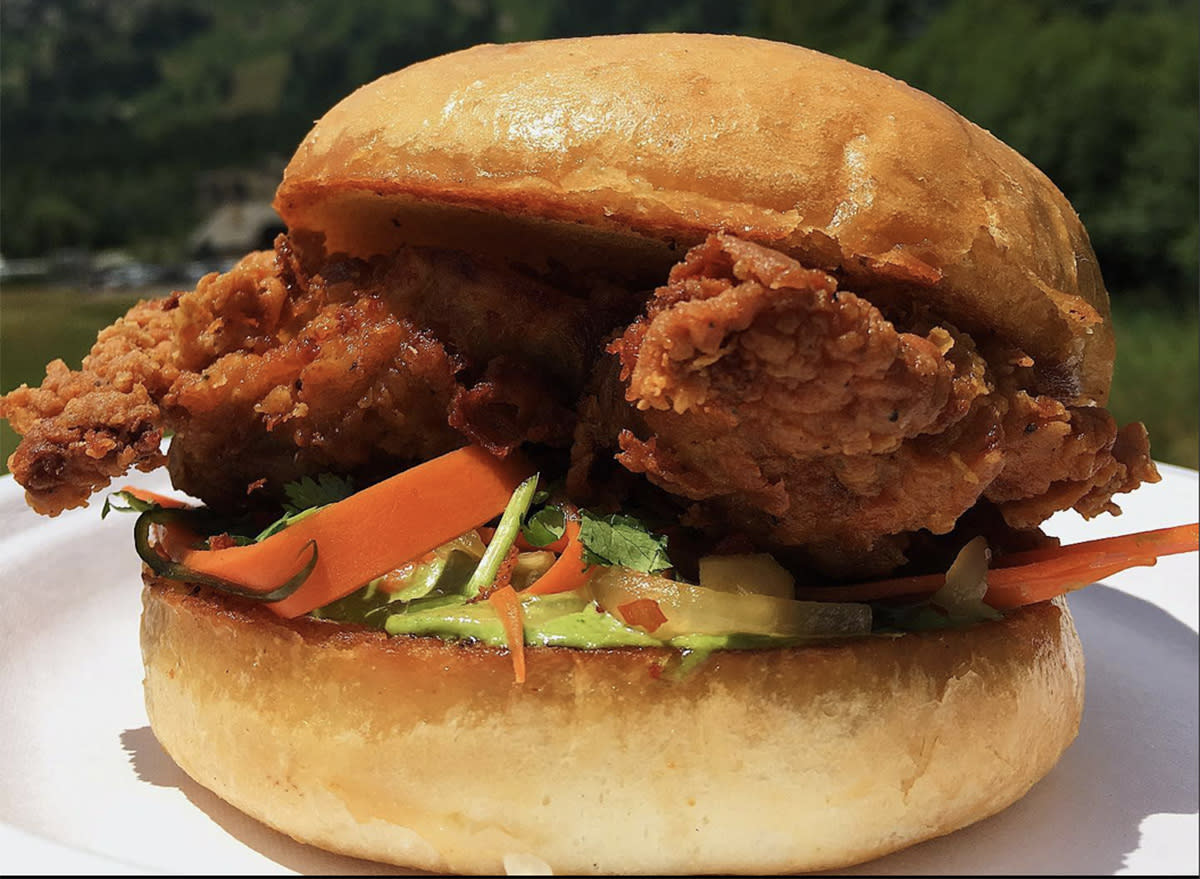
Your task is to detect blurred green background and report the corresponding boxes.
[1,0,1197,469]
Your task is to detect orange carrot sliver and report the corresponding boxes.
[983,558,1156,610]
[983,523,1197,608]
[177,446,533,618]
[994,524,1198,568]
[523,519,593,595]
[793,523,1199,609]
[792,572,940,604]
[487,585,527,683]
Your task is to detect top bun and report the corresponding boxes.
[274,33,1113,403]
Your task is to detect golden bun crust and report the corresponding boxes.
[141,575,1085,875]
[274,33,1113,403]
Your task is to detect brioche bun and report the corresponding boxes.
[141,576,1084,875]
[141,35,1098,874]
[274,33,1113,404]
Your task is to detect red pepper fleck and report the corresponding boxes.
[207,533,240,551]
[618,598,668,633]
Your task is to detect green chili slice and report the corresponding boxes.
[133,507,316,602]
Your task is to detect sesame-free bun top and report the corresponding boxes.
[274,33,1114,403]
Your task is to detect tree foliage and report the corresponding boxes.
[1,0,1195,300]
[752,0,1198,300]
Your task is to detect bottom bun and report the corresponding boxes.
[140,575,1084,875]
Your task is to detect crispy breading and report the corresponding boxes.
[2,293,180,515]
[1,232,1159,578]
[2,235,598,514]
[587,234,1158,576]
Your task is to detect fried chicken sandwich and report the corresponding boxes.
[2,33,1190,875]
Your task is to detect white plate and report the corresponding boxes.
[1,466,1196,875]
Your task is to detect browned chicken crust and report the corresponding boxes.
[3,235,601,514]
[1,233,1157,578]
[592,235,1157,575]
[1,293,179,515]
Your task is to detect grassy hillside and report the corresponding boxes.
[1109,302,1200,471]
[1,286,147,468]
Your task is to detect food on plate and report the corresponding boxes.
[2,33,1196,876]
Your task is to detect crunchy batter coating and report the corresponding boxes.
[2,293,179,515]
[1,232,1157,579]
[3,234,597,514]
[590,235,1157,575]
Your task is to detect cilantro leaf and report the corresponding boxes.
[255,473,356,541]
[522,506,567,548]
[578,510,672,573]
[283,473,355,514]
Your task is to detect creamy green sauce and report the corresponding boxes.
[314,583,983,655]
[381,591,739,650]
[313,589,791,656]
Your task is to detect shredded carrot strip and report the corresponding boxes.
[173,446,533,618]
[994,524,1198,568]
[487,585,527,683]
[982,523,1198,609]
[792,523,1199,608]
[792,572,938,604]
[523,518,593,595]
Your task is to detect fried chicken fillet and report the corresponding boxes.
[2,232,601,514]
[1,34,1163,581]
[1,228,1156,579]
[595,234,1157,576]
